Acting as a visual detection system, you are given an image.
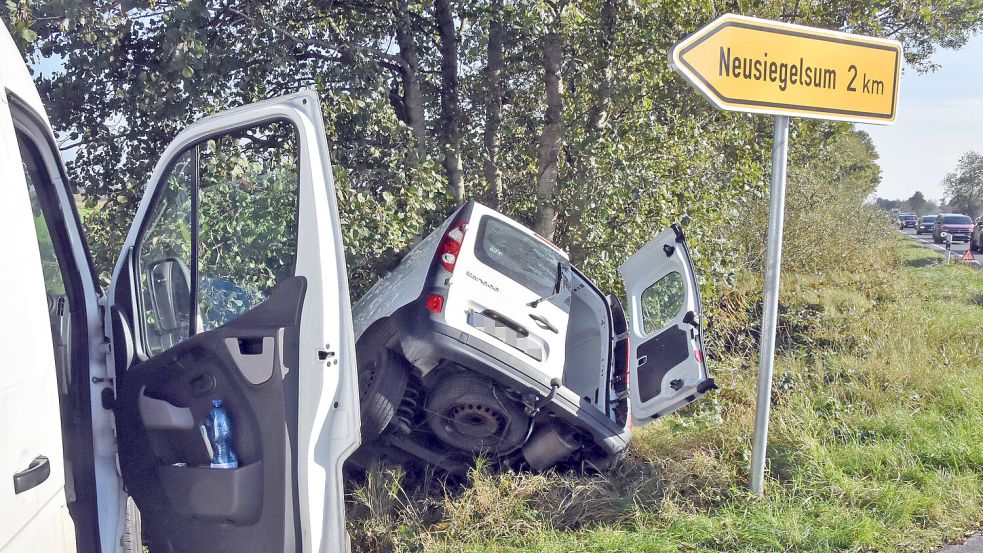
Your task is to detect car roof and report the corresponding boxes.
[0,25,49,124]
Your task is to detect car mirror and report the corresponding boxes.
[145,257,192,334]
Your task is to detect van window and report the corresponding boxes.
[640,272,684,335]
[139,153,194,353]
[197,122,298,331]
[18,131,72,393]
[136,120,299,355]
[474,217,567,299]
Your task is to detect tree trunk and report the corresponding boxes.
[567,0,616,261]
[394,0,426,161]
[435,0,465,203]
[586,0,615,133]
[534,25,563,239]
[483,0,504,209]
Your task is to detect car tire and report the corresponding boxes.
[358,347,409,441]
[121,497,143,553]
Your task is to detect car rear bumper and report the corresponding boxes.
[394,303,631,460]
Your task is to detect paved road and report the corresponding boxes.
[900,227,980,266]
[939,532,983,552]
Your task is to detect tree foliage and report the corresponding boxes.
[4,0,982,298]
[943,151,983,218]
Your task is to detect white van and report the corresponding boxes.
[351,201,715,473]
[1,24,359,553]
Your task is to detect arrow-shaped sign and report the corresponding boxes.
[670,14,902,124]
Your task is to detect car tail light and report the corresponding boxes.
[425,293,445,313]
[436,220,468,272]
[695,348,704,365]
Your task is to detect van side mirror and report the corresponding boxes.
[145,257,192,334]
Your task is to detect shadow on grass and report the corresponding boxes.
[904,256,939,268]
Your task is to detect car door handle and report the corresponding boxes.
[13,456,50,494]
[528,313,558,334]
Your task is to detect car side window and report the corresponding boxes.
[197,122,298,331]
[639,272,684,335]
[18,132,73,391]
[137,120,299,355]
[139,154,194,354]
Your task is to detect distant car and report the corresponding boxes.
[897,213,917,229]
[350,201,714,474]
[971,216,983,252]
[915,215,936,235]
[933,213,974,244]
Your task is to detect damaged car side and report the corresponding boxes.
[349,201,716,474]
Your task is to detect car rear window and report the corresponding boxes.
[475,217,567,298]
[922,216,936,222]
[901,215,916,221]
[943,215,972,224]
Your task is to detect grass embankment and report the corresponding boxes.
[347,240,983,552]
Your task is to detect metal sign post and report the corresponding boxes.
[669,13,901,497]
[749,115,789,496]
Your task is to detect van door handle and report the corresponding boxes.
[529,314,558,334]
[13,456,50,494]
[481,310,529,336]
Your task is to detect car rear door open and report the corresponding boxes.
[618,226,715,426]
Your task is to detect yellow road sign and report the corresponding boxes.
[670,14,902,124]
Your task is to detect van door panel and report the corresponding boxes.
[619,226,714,426]
[447,210,570,381]
[108,92,358,553]
[115,278,304,551]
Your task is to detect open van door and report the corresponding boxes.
[618,226,715,426]
[106,91,359,552]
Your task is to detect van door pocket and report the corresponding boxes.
[157,461,264,523]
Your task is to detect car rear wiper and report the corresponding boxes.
[529,261,565,308]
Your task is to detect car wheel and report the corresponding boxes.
[358,348,409,441]
[425,372,529,455]
[121,497,143,553]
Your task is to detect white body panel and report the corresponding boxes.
[1,24,126,553]
[443,205,570,381]
[0,86,76,553]
[619,227,710,425]
[353,218,451,339]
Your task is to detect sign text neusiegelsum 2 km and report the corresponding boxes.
[670,14,902,124]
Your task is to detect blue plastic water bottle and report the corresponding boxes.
[205,400,238,469]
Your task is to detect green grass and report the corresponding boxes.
[347,240,983,552]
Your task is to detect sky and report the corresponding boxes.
[863,35,983,202]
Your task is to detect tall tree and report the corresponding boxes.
[394,0,427,162]
[943,151,983,217]
[483,0,504,208]
[905,191,929,214]
[533,1,564,239]
[435,0,465,203]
